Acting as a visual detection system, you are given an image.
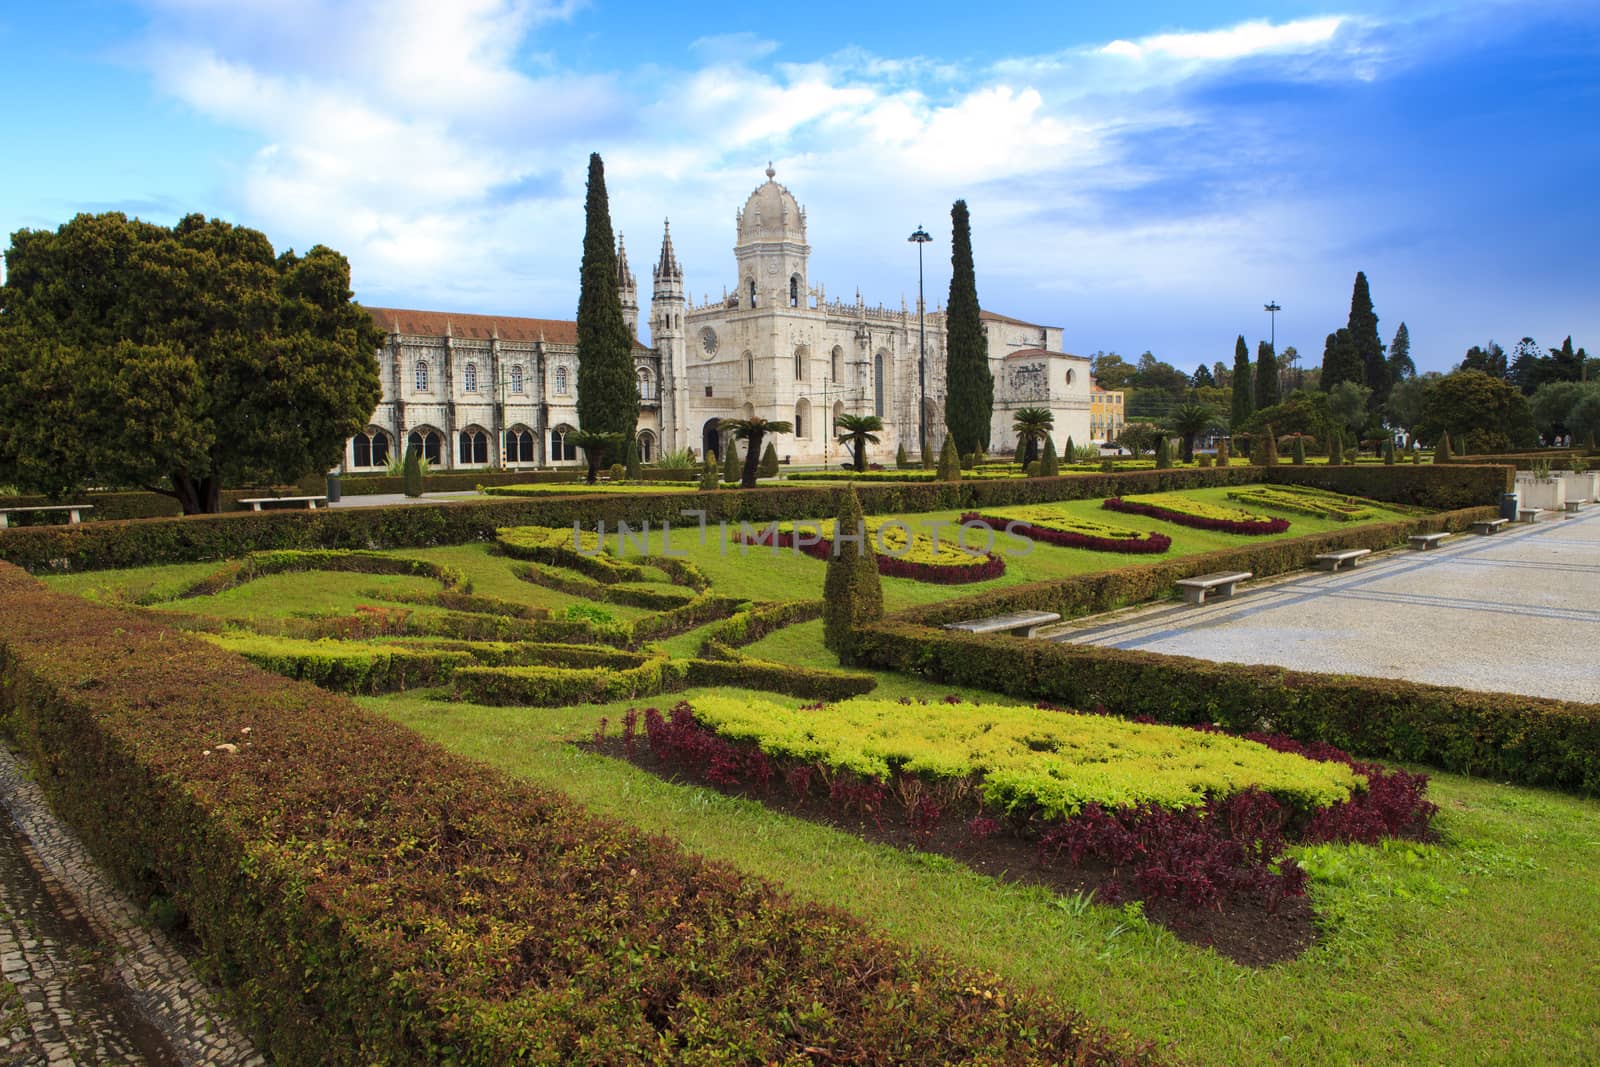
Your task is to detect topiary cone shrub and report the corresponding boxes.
[699,455,719,491]
[1216,439,1230,466]
[1040,435,1060,477]
[821,487,883,665]
[1435,431,1452,463]
[1063,436,1075,465]
[937,436,962,482]
[1264,424,1279,467]
[1292,436,1307,465]
[1383,438,1396,465]
[895,442,910,469]
[723,445,741,485]
[759,442,780,478]
[1327,431,1343,466]
[1154,438,1172,470]
[625,436,642,480]
[402,442,424,498]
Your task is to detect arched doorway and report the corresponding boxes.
[701,418,722,462]
[637,430,656,463]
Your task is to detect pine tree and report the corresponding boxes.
[1264,424,1279,466]
[1435,431,1451,463]
[1231,335,1253,428]
[1039,435,1060,476]
[576,153,640,444]
[821,488,883,664]
[1347,271,1389,407]
[1388,322,1414,382]
[937,435,962,481]
[402,442,423,498]
[1255,341,1281,409]
[759,441,780,478]
[1293,436,1306,465]
[1192,363,1216,388]
[895,442,909,469]
[943,200,992,456]
[723,444,741,484]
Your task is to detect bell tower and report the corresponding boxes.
[733,162,810,310]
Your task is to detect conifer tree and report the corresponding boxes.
[1063,435,1075,464]
[576,153,639,444]
[937,435,962,481]
[1347,271,1389,407]
[943,200,992,456]
[699,455,719,490]
[1320,329,1363,392]
[1435,431,1451,463]
[1231,335,1254,428]
[821,488,883,664]
[1040,435,1060,476]
[624,435,641,480]
[1255,341,1281,409]
[402,442,423,498]
[1328,429,1343,466]
[723,444,741,484]
[1264,424,1279,466]
[759,441,780,478]
[1154,437,1171,469]
[1389,322,1414,382]
[896,442,909,469]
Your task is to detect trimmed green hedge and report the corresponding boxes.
[0,464,1510,574]
[683,655,876,701]
[0,564,1154,1064]
[700,600,825,650]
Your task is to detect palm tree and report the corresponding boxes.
[834,413,884,472]
[719,416,793,488]
[1165,402,1219,463]
[570,430,623,484]
[1012,407,1054,467]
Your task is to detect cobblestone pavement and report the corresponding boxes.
[0,746,265,1066]
[1055,505,1600,703]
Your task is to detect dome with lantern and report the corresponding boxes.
[736,162,807,246]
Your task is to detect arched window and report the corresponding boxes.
[351,427,391,468]
[505,425,536,464]
[1066,368,1076,387]
[744,351,754,385]
[790,275,800,307]
[636,430,655,463]
[795,398,810,439]
[458,427,488,465]
[873,352,886,417]
[407,428,442,465]
[554,365,569,395]
[831,345,843,382]
[510,364,524,393]
[464,362,478,392]
[415,360,430,391]
[748,278,757,308]
[637,366,654,400]
[793,346,806,382]
[550,425,578,462]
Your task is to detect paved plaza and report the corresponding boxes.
[1055,506,1600,704]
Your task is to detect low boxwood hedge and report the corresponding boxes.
[0,563,1154,1065]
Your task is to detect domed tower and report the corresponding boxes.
[617,234,638,339]
[734,162,809,311]
[651,219,687,449]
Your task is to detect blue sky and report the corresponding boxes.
[3,0,1596,375]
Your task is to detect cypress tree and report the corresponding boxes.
[1255,341,1281,409]
[1040,435,1060,476]
[759,441,780,478]
[624,435,641,480]
[1231,335,1253,427]
[402,442,423,498]
[1347,271,1389,407]
[937,435,962,481]
[943,199,992,456]
[1389,322,1414,382]
[1320,328,1364,392]
[1293,436,1306,465]
[896,442,909,469]
[576,153,639,445]
[1435,431,1451,463]
[821,488,883,664]
[723,444,741,484]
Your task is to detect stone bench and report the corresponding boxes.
[1313,548,1372,572]
[1175,571,1252,606]
[1518,507,1542,524]
[943,610,1062,638]
[1408,532,1450,550]
[1566,499,1588,514]
[1470,518,1509,535]
[237,495,329,512]
[0,504,94,529]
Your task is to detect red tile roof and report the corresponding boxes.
[365,307,651,351]
[980,309,1053,329]
[1002,347,1090,360]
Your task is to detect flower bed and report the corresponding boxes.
[960,509,1172,553]
[1225,486,1375,522]
[736,518,1004,584]
[1104,493,1290,535]
[629,695,1436,913]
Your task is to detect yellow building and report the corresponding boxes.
[1090,382,1125,445]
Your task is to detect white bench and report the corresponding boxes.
[1470,518,1509,535]
[1313,548,1371,572]
[943,610,1062,638]
[1408,532,1450,550]
[0,504,93,529]
[237,495,329,512]
[1175,571,1252,606]
[1566,499,1588,514]
[1518,507,1541,524]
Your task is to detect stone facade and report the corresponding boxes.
[345,166,1089,471]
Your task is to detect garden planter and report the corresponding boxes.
[1557,470,1598,502]
[1514,474,1566,511]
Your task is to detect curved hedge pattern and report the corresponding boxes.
[1104,495,1290,535]
[960,511,1173,554]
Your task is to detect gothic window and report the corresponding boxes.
[510,364,524,393]
[637,366,655,400]
[550,425,578,462]
[351,427,391,468]
[831,345,843,382]
[505,426,536,464]
[407,428,443,465]
[874,352,886,418]
[790,275,800,307]
[554,365,569,395]
[415,360,430,391]
[458,427,488,465]
[748,278,757,308]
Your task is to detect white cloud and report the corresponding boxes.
[1100,17,1347,62]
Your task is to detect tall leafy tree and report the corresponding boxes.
[1347,271,1389,406]
[1549,335,1587,383]
[1416,370,1537,453]
[1320,328,1364,391]
[1388,322,1414,382]
[575,153,639,452]
[0,212,382,514]
[943,199,992,455]
[1091,351,1137,390]
[1255,340,1281,409]
[1231,335,1253,427]
[1460,341,1508,379]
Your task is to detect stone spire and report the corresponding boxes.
[617,233,635,289]
[618,234,639,338]
[653,218,682,282]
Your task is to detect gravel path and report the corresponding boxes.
[1055,506,1600,704]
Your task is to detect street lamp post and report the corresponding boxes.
[909,224,932,460]
[1264,300,1281,354]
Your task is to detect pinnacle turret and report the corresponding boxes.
[653,219,682,282]
[618,234,639,338]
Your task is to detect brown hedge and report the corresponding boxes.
[0,464,1510,574]
[0,563,1157,1065]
